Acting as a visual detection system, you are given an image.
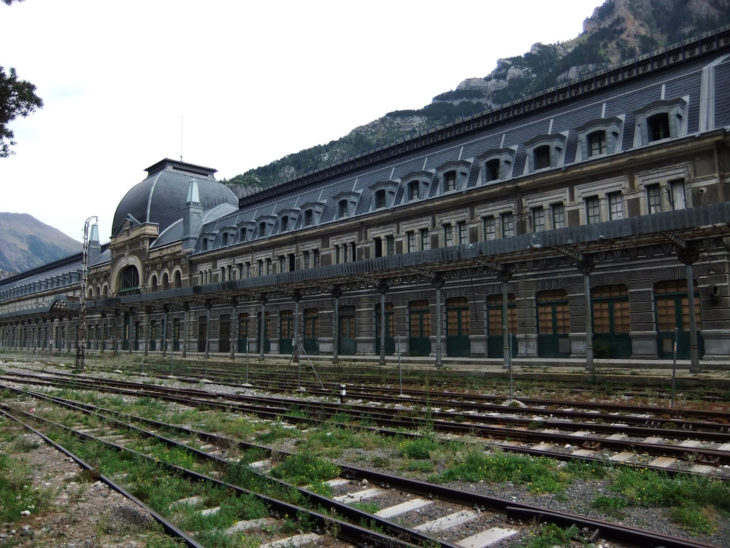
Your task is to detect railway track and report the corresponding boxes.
[2,384,722,548]
[3,368,729,479]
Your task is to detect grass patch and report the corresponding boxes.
[432,449,567,493]
[606,468,727,535]
[269,454,340,486]
[398,437,439,459]
[518,523,580,548]
[0,452,49,522]
[591,495,628,515]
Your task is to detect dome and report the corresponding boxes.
[111,158,237,237]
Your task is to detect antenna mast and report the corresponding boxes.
[75,215,97,372]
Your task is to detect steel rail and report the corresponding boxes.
[6,387,722,548]
[1,402,424,548]
[4,373,729,470]
[1,391,451,548]
[0,406,205,548]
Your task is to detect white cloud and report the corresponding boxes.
[0,0,601,241]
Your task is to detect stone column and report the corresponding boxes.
[498,268,512,369]
[433,275,444,368]
[259,296,267,360]
[378,281,387,366]
[162,306,169,358]
[332,287,341,364]
[675,245,701,372]
[292,291,301,363]
[144,307,151,356]
[205,301,212,359]
[578,260,595,372]
[182,302,189,358]
[230,298,238,360]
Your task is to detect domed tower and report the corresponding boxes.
[109,159,238,295]
[112,158,237,238]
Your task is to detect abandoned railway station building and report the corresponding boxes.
[2,28,730,371]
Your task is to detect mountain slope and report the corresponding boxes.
[223,0,730,192]
[0,212,81,276]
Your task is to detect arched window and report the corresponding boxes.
[150,274,158,292]
[173,270,182,289]
[118,265,140,295]
[162,272,169,290]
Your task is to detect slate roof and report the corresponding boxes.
[112,158,237,238]
[198,29,730,254]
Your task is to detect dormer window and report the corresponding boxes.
[633,97,687,147]
[278,208,300,233]
[401,171,433,203]
[576,117,623,161]
[300,201,325,227]
[255,215,276,238]
[333,191,360,219]
[524,133,567,173]
[477,148,516,184]
[436,160,471,194]
[648,113,670,142]
[369,180,398,210]
[222,232,229,246]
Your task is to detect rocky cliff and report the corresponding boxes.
[224,0,730,192]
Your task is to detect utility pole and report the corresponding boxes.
[75,216,97,372]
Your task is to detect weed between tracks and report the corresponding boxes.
[18,383,730,541]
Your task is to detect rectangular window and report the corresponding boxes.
[420,228,430,250]
[586,196,600,224]
[485,159,500,182]
[501,213,514,238]
[647,184,662,214]
[670,179,686,210]
[374,237,382,258]
[313,249,320,267]
[443,224,453,247]
[278,255,285,273]
[532,207,545,233]
[343,243,349,263]
[303,250,311,269]
[457,221,467,245]
[444,171,456,192]
[588,131,606,157]
[608,192,623,220]
[483,216,496,240]
[265,258,272,275]
[551,204,565,229]
[374,190,386,209]
[335,245,341,264]
[533,145,551,170]
[245,262,251,278]
[386,235,394,256]
[406,231,415,253]
[408,181,419,201]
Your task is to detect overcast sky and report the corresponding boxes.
[1,0,602,242]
